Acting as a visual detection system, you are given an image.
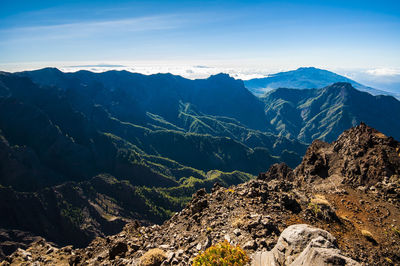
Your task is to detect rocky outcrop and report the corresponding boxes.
[258,163,294,182]
[295,123,400,198]
[333,122,400,187]
[0,230,41,259]
[252,224,360,266]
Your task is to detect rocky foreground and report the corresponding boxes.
[2,123,400,265]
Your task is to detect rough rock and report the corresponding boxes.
[0,229,41,259]
[295,123,400,192]
[252,224,360,266]
[258,163,295,182]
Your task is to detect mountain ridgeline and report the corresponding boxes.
[1,67,400,258]
[261,82,400,143]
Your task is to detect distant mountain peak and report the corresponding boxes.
[206,73,246,88]
[296,66,321,71]
[19,67,65,79]
[207,72,232,80]
[329,81,353,86]
[326,82,355,89]
[322,82,360,97]
[32,67,63,74]
[244,67,395,98]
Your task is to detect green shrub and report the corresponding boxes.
[193,240,249,266]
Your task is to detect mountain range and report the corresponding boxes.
[1,67,400,260]
[244,67,399,98]
[0,69,305,251]
[261,82,400,143]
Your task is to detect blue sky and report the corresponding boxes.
[1,0,400,87]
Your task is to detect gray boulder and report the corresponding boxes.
[252,224,360,266]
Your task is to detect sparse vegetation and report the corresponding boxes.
[139,248,167,266]
[309,195,330,216]
[226,188,235,193]
[193,240,249,266]
[60,203,84,227]
[308,202,322,216]
[308,195,338,221]
[310,195,330,206]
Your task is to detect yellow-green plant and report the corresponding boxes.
[308,202,322,216]
[193,240,249,266]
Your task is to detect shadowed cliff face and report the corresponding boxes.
[4,123,400,265]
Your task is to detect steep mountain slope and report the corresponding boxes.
[0,171,252,250]
[5,123,400,265]
[261,82,400,143]
[16,68,306,167]
[0,71,305,190]
[244,67,394,97]
[19,68,270,131]
[0,70,307,256]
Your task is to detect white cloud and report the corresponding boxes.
[365,68,400,76]
[0,14,186,44]
[3,15,182,33]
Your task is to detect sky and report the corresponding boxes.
[1,0,400,90]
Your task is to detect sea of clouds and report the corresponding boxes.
[60,63,269,80]
[1,62,398,94]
